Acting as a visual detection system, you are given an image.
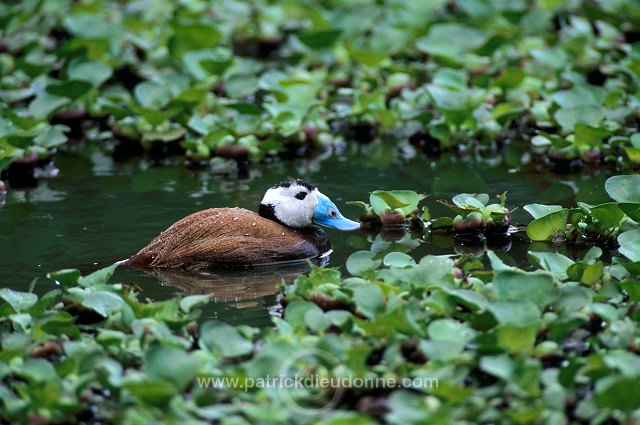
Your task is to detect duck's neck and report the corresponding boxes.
[258,203,284,226]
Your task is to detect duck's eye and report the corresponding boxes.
[295,191,308,200]
[329,209,338,218]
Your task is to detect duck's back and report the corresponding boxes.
[125,208,330,270]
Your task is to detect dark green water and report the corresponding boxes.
[0,140,614,326]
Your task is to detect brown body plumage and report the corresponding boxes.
[124,207,331,270]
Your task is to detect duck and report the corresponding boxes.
[123,178,360,270]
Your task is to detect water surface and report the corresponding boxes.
[0,140,614,325]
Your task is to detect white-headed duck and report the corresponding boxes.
[124,178,359,270]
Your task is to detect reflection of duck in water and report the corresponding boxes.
[143,259,327,307]
[124,178,360,270]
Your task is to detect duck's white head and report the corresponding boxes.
[259,178,360,230]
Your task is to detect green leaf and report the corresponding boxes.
[528,251,574,279]
[526,209,569,241]
[383,252,416,268]
[618,230,640,262]
[370,190,420,216]
[624,147,640,164]
[46,80,93,100]
[492,269,559,307]
[134,82,172,109]
[143,345,201,390]
[489,300,541,327]
[352,284,385,319]
[619,203,640,222]
[605,175,640,203]
[67,58,112,87]
[28,94,69,119]
[480,354,513,381]
[47,269,81,287]
[452,193,489,209]
[494,68,525,89]
[179,295,210,313]
[346,251,381,277]
[200,320,253,358]
[523,204,563,220]
[594,376,640,411]
[169,20,222,57]
[81,291,124,317]
[554,105,605,131]
[0,288,38,312]
[13,359,58,383]
[416,23,487,63]
[77,263,118,287]
[298,30,341,49]
[574,124,609,149]
[589,202,625,229]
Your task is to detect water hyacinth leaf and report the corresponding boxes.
[589,202,625,229]
[446,288,489,312]
[452,193,489,209]
[298,30,342,49]
[526,209,569,241]
[415,23,487,62]
[199,320,253,358]
[489,300,541,327]
[605,174,640,203]
[168,21,222,57]
[12,359,58,383]
[134,82,173,109]
[523,204,564,220]
[494,67,525,89]
[624,147,640,164]
[492,269,559,307]
[554,105,606,132]
[619,281,640,302]
[143,345,201,390]
[618,230,640,262]
[183,50,232,79]
[81,291,124,317]
[284,300,322,329]
[34,126,68,149]
[123,380,176,406]
[527,252,574,279]
[574,124,609,149]
[67,58,112,87]
[386,390,430,424]
[480,354,513,381]
[383,252,416,268]
[551,85,605,109]
[568,261,604,284]
[47,269,81,286]
[594,376,640,411]
[493,103,524,126]
[427,319,475,344]
[352,284,385,318]
[488,251,516,271]
[179,295,210,313]
[370,190,420,216]
[77,263,117,287]
[0,288,38,312]
[28,94,69,119]
[346,251,381,277]
[618,203,640,221]
[432,68,467,91]
[419,339,463,361]
[45,80,93,100]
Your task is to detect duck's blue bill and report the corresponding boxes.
[313,192,361,230]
